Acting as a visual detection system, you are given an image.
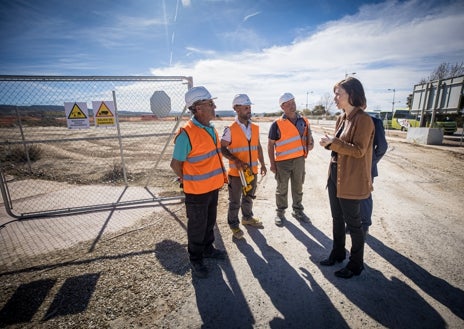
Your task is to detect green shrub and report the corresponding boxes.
[0,144,42,163]
[101,162,131,183]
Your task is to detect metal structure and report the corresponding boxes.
[410,75,464,126]
[0,75,192,219]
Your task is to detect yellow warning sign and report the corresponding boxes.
[92,100,116,127]
[96,101,114,117]
[68,103,88,119]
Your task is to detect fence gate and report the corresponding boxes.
[0,75,192,219]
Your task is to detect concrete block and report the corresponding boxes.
[406,127,443,145]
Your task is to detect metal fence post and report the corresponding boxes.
[112,90,128,185]
[15,106,32,173]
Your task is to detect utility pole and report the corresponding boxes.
[388,88,396,112]
[306,91,313,110]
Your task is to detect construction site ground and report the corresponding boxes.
[0,120,463,328]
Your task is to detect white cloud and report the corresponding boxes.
[185,47,217,57]
[150,0,464,113]
[243,11,261,22]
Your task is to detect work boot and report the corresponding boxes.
[292,211,311,223]
[275,212,285,226]
[242,217,263,228]
[190,261,208,279]
[231,227,244,239]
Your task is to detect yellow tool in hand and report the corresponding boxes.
[239,167,255,197]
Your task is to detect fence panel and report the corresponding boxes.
[0,75,192,218]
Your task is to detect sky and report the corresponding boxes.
[0,0,463,113]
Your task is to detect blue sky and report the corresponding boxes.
[1,0,463,113]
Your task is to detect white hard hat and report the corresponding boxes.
[279,92,295,106]
[232,94,253,106]
[185,86,216,108]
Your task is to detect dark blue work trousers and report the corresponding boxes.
[184,189,219,262]
[360,194,373,227]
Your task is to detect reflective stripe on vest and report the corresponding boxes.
[179,120,226,194]
[183,167,225,181]
[187,149,221,163]
[274,117,309,161]
[227,122,260,176]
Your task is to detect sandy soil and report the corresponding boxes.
[0,120,463,328]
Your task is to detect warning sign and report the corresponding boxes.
[68,103,87,119]
[64,102,90,129]
[92,101,116,127]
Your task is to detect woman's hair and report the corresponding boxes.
[334,77,367,109]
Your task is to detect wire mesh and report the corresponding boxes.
[0,75,192,218]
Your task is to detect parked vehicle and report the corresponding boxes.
[420,113,457,135]
[379,111,393,129]
[389,109,457,134]
[391,110,419,131]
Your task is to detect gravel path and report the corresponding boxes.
[1,122,463,328]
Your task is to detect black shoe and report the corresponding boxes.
[203,248,226,259]
[334,265,364,279]
[190,261,208,278]
[320,257,345,266]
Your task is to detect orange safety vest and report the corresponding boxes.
[176,120,226,194]
[226,122,260,176]
[274,116,309,161]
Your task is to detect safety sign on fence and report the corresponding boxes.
[64,102,90,129]
[93,101,115,127]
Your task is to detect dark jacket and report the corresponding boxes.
[371,116,388,179]
[329,108,374,199]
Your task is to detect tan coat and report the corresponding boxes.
[328,108,374,199]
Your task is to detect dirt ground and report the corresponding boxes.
[0,120,463,328]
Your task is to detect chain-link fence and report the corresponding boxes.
[0,75,192,219]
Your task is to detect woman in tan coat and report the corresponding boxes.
[319,77,374,279]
